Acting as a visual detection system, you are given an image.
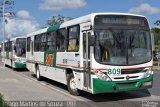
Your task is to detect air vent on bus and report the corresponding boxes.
[121,69,146,74]
[117,82,137,88]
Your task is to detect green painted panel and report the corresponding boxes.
[93,75,153,94]
[44,51,56,67]
[47,24,60,32]
[15,62,26,68]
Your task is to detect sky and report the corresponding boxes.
[0,0,160,42]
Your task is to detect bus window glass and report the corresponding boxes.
[47,32,56,51]
[16,38,26,57]
[83,33,86,59]
[67,26,80,51]
[9,41,12,52]
[40,34,47,51]
[57,29,66,51]
[4,41,12,52]
[94,29,151,65]
[128,31,151,65]
[27,37,31,52]
[94,15,151,65]
[34,35,41,52]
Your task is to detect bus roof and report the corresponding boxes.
[27,27,48,37]
[10,36,26,41]
[60,12,145,28]
[0,37,26,43]
[26,12,146,37]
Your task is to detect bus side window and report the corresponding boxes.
[40,34,47,52]
[47,31,56,51]
[14,45,16,53]
[57,29,66,51]
[31,40,33,55]
[83,33,86,59]
[9,41,12,52]
[27,37,31,52]
[67,25,80,51]
[34,35,41,52]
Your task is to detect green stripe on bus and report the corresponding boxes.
[26,61,84,73]
[47,24,60,32]
[43,51,84,73]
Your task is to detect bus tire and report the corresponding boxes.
[67,73,80,96]
[36,65,42,81]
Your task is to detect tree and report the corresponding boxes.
[0,0,15,19]
[151,28,160,52]
[151,28,160,44]
[45,14,73,27]
[154,20,160,26]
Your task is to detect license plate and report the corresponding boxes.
[107,68,121,76]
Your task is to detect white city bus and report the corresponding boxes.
[26,13,153,95]
[1,37,26,69]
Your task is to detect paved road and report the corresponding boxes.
[0,65,95,107]
[0,63,160,107]
[18,70,160,107]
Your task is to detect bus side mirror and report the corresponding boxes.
[88,35,95,46]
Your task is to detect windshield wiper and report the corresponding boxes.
[108,27,120,44]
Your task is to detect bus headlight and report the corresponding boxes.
[94,70,111,81]
[144,68,153,78]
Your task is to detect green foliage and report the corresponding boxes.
[45,14,73,27]
[154,20,160,26]
[151,28,160,52]
[46,14,64,26]
[0,94,10,107]
[153,50,158,61]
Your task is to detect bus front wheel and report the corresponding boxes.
[36,65,42,81]
[67,73,80,96]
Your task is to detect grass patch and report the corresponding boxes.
[0,94,10,107]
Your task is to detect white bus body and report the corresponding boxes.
[1,37,26,69]
[26,13,153,95]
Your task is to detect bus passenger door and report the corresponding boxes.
[11,42,15,67]
[83,31,92,90]
[29,39,35,73]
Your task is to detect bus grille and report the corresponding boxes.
[121,69,147,74]
[113,76,139,80]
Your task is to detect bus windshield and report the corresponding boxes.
[16,38,26,57]
[94,15,152,65]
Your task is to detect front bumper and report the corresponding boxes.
[93,75,153,94]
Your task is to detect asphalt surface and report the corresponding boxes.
[0,61,160,107]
